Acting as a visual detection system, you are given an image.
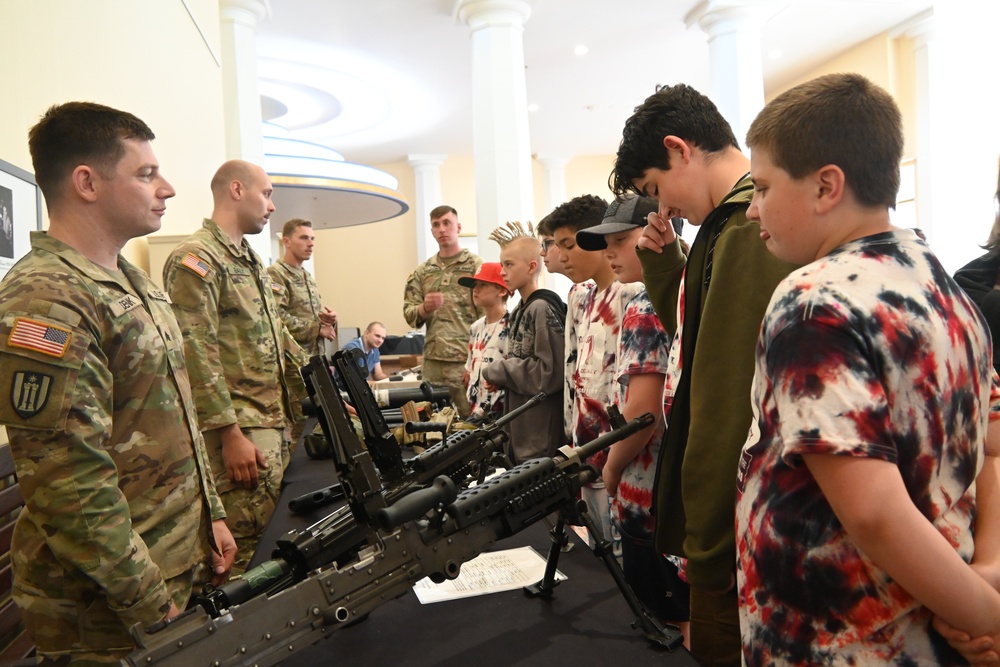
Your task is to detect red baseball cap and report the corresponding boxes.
[458,262,509,293]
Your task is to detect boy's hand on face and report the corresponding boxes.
[636,211,677,253]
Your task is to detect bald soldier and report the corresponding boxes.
[0,102,235,664]
[163,160,306,576]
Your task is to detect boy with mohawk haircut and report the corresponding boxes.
[482,223,566,463]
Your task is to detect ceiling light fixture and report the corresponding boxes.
[574,45,589,56]
[262,122,409,230]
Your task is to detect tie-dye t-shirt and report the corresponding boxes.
[612,290,669,540]
[465,313,509,419]
[736,229,1000,666]
[566,280,643,470]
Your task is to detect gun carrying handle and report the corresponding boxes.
[375,476,458,531]
[404,421,449,434]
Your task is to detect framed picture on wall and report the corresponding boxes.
[0,157,43,282]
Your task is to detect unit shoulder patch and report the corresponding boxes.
[11,371,52,418]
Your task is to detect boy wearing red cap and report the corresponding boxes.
[459,263,510,420]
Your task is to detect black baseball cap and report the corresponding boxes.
[576,195,659,251]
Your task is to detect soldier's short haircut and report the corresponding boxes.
[29,102,155,209]
[746,72,903,209]
[429,205,457,221]
[365,321,385,332]
[281,218,313,238]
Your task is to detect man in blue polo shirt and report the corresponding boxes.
[342,321,389,383]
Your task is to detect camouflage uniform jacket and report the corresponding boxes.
[267,259,326,357]
[163,219,306,433]
[0,231,224,629]
[403,249,483,362]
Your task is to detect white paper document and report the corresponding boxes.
[412,546,567,604]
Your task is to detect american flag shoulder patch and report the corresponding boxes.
[180,252,211,279]
[8,317,72,358]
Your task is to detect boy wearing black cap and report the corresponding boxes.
[577,195,691,644]
[611,84,796,666]
[458,262,510,421]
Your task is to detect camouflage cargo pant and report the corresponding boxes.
[422,358,471,418]
[204,427,284,577]
[14,541,210,665]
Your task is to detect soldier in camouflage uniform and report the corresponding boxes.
[163,160,307,577]
[0,102,235,665]
[403,205,482,417]
[268,219,338,457]
[267,218,338,358]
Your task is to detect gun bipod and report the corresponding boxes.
[524,500,685,652]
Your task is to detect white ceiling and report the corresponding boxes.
[255,0,933,166]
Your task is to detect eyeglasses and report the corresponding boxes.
[541,238,555,251]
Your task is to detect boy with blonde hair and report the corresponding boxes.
[482,232,566,463]
[737,72,1000,665]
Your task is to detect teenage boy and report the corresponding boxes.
[610,83,797,666]
[459,262,510,421]
[481,235,566,463]
[577,194,691,645]
[547,194,643,551]
[735,72,1000,665]
[536,215,570,277]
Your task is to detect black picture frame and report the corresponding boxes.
[0,157,43,282]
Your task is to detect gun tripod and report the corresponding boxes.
[524,503,686,651]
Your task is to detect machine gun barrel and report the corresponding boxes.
[406,392,545,478]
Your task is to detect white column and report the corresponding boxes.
[535,155,569,214]
[905,4,1000,272]
[534,155,572,298]
[407,154,448,263]
[457,0,535,263]
[907,16,935,248]
[685,0,779,150]
[218,0,272,262]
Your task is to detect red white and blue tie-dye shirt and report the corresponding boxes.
[464,313,509,420]
[612,290,669,540]
[736,229,1000,666]
[566,280,643,471]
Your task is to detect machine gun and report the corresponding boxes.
[123,355,668,666]
[289,348,541,514]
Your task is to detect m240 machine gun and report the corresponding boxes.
[288,348,542,514]
[123,354,666,666]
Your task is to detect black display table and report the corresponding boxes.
[250,446,701,666]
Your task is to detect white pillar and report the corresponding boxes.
[535,155,569,214]
[685,0,779,150]
[534,155,572,299]
[407,154,448,263]
[457,0,535,263]
[218,0,272,263]
[907,16,935,248]
[905,4,1000,272]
